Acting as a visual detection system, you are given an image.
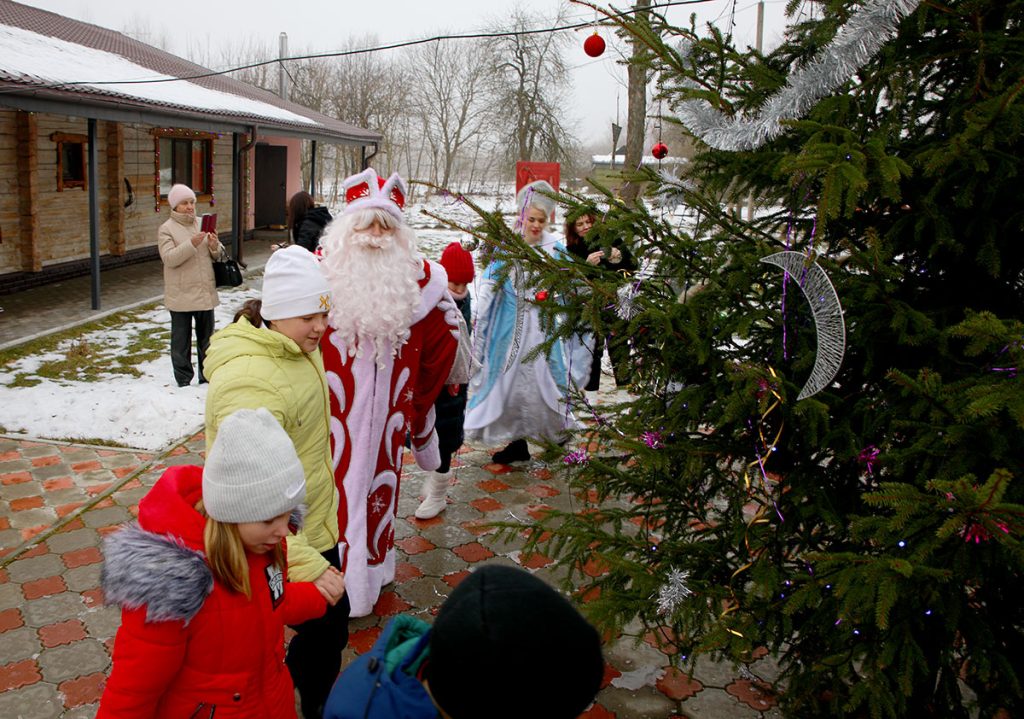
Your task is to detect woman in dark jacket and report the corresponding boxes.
[288,191,333,252]
[564,209,636,390]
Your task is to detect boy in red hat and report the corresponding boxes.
[415,241,476,519]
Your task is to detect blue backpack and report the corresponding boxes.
[324,615,439,719]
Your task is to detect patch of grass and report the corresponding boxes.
[0,301,163,365]
[8,374,42,388]
[1,301,172,383]
[50,436,135,449]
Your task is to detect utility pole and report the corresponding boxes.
[620,0,652,205]
[278,32,290,101]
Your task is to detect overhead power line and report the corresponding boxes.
[21,0,715,90]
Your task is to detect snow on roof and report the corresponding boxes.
[0,23,315,126]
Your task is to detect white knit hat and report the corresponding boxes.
[261,245,332,320]
[168,184,196,211]
[203,408,306,523]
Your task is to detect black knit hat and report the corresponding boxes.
[426,564,604,719]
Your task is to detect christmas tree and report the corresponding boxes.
[443,0,1024,715]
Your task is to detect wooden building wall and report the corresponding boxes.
[0,109,236,278]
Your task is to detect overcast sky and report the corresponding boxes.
[18,0,791,146]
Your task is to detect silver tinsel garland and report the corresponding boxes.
[656,567,694,616]
[674,0,922,151]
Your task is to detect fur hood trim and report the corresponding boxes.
[101,523,213,624]
[289,503,306,532]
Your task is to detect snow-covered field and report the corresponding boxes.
[0,189,518,450]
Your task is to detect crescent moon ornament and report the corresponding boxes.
[761,251,846,400]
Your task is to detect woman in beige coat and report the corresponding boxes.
[158,183,223,387]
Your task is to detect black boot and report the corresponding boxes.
[491,439,530,464]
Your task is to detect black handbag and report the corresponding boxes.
[213,251,244,288]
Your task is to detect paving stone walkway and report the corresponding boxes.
[0,393,783,718]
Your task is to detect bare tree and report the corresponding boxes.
[411,38,492,189]
[482,3,578,166]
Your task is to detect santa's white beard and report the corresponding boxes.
[323,228,421,364]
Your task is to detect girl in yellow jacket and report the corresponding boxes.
[204,245,343,719]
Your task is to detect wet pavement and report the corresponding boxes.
[0,238,783,718]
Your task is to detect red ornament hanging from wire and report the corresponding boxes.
[651,98,668,159]
[583,32,606,57]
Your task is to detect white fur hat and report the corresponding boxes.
[168,184,196,211]
[516,180,557,217]
[261,245,332,321]
[342,168,407,223]
[203,408,306,523]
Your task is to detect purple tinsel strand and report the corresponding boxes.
[857,445,880,474]
[563,449,590,465]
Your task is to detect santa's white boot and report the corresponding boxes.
[415,471,450,519]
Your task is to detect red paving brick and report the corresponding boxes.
[85,482,113,496]
[452,542,494,563]
[56,502,86,518]
[10,496,45,511]
[600,663,623,689]
[442,569,470,588]
[482,462,517,474]
[394,536,435,555]
[393,562,424,583]
[580,703,616,718]
[63,546,103,568]
[520,551,554,569]
[0,516,8,530]
[82,588,105,607]
[0,658,42,692]
[112,466,139,478]
[726,678,778,709]
[39,619,88,648]
[20,543,47,559]
[1,471,33,485]
[525,484,561,498]
[657,667,704,700]
[31,455,62,467]
[0,607,24,631]
[0,450,20,461]
[42,477,75,491]
[372,591,413,617]
[477,478,510,492]
[349,626,383,654]
[469,497,503,512]
[460,520,496,537]
[22,575,66,599]
[60,672,107,707]
[19,525,49,541]
[70,461,102,472]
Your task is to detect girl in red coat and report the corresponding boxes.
[97,408,346,719]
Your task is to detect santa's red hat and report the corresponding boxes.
[440,242,475,284]
[342,168,406,222]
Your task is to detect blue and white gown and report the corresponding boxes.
[465,232,577,446]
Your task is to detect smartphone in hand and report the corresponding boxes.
[200,213,217,233]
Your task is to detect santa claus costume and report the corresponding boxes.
[319,169,459,617]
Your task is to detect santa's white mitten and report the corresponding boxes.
[411,429,441,471]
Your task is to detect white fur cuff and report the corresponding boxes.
[412,430,441,471]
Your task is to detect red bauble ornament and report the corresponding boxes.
[583,33,606,58]
[651,142,669,159]
[535,290,550,302]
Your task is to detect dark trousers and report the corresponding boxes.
[169,309,214,386]
[586,332,632,391]
[286,545,350,719]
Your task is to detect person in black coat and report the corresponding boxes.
[288,190,333,253]
[564,208,636,390]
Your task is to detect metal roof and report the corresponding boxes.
[0,0,381,146]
